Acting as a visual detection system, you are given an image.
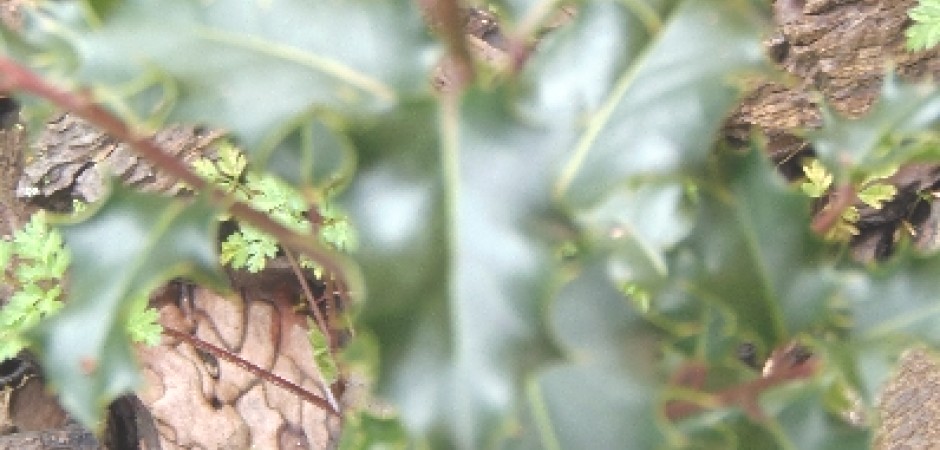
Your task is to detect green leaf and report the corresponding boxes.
[801,159,833,198]
[261,113,356,190]
[906,0,940,50]
[555,0,769,206]
[812,251,940,411]
[346,93,564,448]
[31,185,227,430]
[307,321,338,386]
[126,293,162,347]
[17,0,434,151]
[220,226,278,273]
[528,260,666,449]
[646,149,840,351]
[813,74,940,179]
[761,380,871,449]
[857,183,897,209]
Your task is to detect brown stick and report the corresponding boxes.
[0,57,350,284]
[420,0,475,90]
[163,326,340,416]
[664,357,818,422]
[811,184,856,235]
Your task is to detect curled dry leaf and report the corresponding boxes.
[138,279,341,449]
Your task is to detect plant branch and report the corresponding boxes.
[0,57,351,285]
[163,325,340,416]
[665,356,818,422]
[420,0,475,90]
[812,184,856,235]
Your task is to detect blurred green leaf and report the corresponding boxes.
[555,0,769,207]
[813,74,940,179]
[631,149,841,355]
[906,0,940,51]
[801,159,833,198]
[529,260,666,450]
[31,185,226,429]
[761,380,871,449]
[15,0,434,151]
[345,91,565,448]
[857,183,897,209]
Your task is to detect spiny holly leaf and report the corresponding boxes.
[626,149,841,356]
[834,250,940,401]
[31,185,226,429]
[761,380,871,449]
[554,0,770,207]
[14,0,433,151]
[344,0,770,446]
[345,92,565,449]
[524,260,666,449]
[813,74,940,180]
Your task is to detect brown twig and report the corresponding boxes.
[283,249,334,352]
[0,56,351,285]
[664,356,818,422]
[163,325,340,416]
[420,0,475,90]
[811,183,856,235]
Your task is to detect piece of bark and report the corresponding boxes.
[138,281,342,449]
[874,348,940,450]
[0,98,25,238]
[17,113,223,208]
[0,423,100,450]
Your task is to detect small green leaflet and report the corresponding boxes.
[906,0,940,50]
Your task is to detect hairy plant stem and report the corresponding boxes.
[163,325,340,416]
[0,56,352,286]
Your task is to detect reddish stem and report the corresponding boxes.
[420,0,475,90]
[283,248,334,354]
[163,326,340,416]
[0,57,349,284]
[664,358,818,422]
[811,184,857,235]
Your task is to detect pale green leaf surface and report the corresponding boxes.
[345,92,566,448]
[760,381,871,449]
[810,249,940,406]
[528,260,665,450]
[22,0,434,151]
[580,183,692,280]
[843,252,940,353]
[635,150,839,353]
[262,114,356,190]
[520,1,664,125]
[813,75,940,178]
[556,0,769,207]
[906,0,940,50]
[31,186,226,429]
[857,183,897,209]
